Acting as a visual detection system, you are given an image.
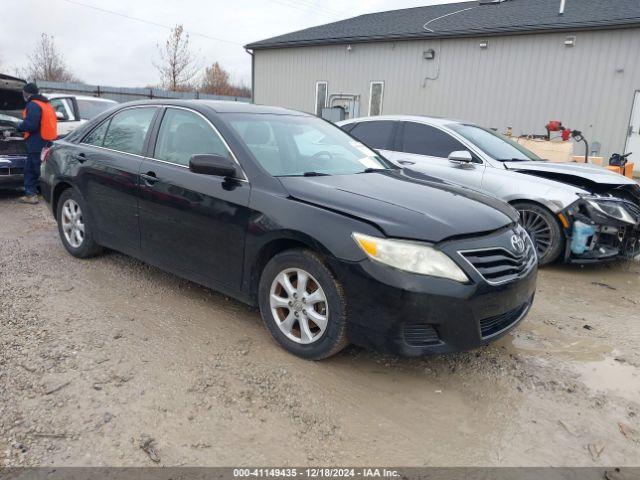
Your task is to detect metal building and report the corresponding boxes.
[245,0,640,169]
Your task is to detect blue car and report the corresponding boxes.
[0,74,28,188]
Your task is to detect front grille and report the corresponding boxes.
[0,140,27,156]
[0,167,23,176]
[459,233,536,285]
[401,323,441,347]
[480,302,529,338]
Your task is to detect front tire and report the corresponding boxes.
[56,188,102,258]
[258,249,348,360]
[513,201,564,266]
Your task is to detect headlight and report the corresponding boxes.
[352,232,469,282]
[586,199,637,225]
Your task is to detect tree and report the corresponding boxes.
[200,62,251,97]
[200,62,231,95]
[154,24,199,91]
[24,34,79,82]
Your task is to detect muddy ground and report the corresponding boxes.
[0,189,639,467]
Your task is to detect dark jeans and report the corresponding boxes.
[24,152,41,196]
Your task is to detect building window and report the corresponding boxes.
[369,81,384,117]
[315,81,328,117]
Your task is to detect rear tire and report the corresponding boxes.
[56,188,102,258]
[513,201,564,266]
[258,249,349,360]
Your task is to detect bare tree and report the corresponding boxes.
[200,62,231,95]
[201,62,251,97]
[154,25,199,91]
[24,34,79,82]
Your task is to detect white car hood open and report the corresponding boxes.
[505,161,636,186]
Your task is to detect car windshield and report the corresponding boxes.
[76,99,115,120]
[449,124,542,162]
[224,113,391,176]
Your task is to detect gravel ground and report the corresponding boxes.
[0,189,639,467]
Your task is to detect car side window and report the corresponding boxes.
[400,122,465,158]
[154,108,231,167]
[82,119,110,147]
[50,98,75,122]
[102,107,156,156]
[348,121,395,150]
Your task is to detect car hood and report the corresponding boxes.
[279,170,518,242]
[1,74,26,115]
[505,161,636,186]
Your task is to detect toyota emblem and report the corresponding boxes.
[511,234,525,254]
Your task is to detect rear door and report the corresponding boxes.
[77,106,158,255]
[137,107,251,291]
[346,120,397,157]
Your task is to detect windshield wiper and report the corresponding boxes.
[302,171,330,177]
[360,168,388,173]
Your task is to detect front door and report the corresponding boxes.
[77,106,158,254]
[49,97,82,137]
[138,107,251,291]
[625,91,640,173]
[387,121,486,189]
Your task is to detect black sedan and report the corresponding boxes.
[41,100,537,359]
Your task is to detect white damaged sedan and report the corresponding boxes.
[340,116,640,265]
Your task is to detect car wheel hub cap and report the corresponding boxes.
[518,208,552,258]
[269,268,329,345]
[61,199,85,249]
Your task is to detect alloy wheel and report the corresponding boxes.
[518,208,552,258]
[269,268,329,345]
[61,199,85,248]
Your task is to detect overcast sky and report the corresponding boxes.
[0,0,471,88]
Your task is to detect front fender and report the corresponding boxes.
[483,167,585,213]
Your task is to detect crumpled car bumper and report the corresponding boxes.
[561,195,640,263]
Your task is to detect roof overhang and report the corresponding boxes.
[245,20,640,50]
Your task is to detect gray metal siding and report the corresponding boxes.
[254,28,640,160]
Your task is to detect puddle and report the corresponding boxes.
[498,323,612,362]
[573,356,640,402]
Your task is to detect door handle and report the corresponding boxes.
[73,153,87,163]
[140,172,159,185]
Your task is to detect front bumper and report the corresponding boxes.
[329,226,538,357]
[562,196,640,263]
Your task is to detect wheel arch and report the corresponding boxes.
[509,199,567,265]
[51,181,75,220]
[247,233,333,305]
[508,198,564,224]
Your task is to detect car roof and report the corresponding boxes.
[103,99,309,116]
[339,115,468,127]
[46,93,118,103]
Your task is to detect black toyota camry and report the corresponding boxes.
[41,100,537,359]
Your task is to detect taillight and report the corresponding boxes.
[41,147,51,163]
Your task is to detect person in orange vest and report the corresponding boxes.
[16,83,57,204]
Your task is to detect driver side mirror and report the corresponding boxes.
[55,111,65,121]
[448,150,474,164]
[189,154,237,178]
